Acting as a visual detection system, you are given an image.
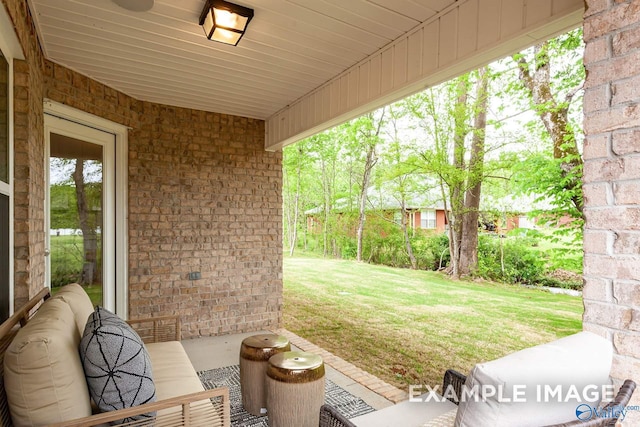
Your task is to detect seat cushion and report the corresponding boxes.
[146,341,205,398]
[146,341,205,416]
[454,331,613,427]
[51,283,95,336]
[4,298,92,426]
[80,306,156,423]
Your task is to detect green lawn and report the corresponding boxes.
[283,255,583,390]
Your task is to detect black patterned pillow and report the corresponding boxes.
[79,306,156,423]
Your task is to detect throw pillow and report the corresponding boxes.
[79,306,157,423]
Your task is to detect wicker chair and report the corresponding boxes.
[442,369,637,427]
[319,404,357,427]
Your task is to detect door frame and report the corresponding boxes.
[44,101,129,317]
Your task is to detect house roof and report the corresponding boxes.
[305,184,445,215]
[27,0,583,149]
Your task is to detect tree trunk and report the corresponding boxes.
[72,160,98,285]
[401,205,417,269]
[449,77,470,279]
[458,67,489,276]
[288,147,303,256]
[320,159,330,257]
[356,144,376,262]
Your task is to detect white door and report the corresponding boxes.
[45,114,116,311]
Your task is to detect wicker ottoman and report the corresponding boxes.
[266,351,325,427]
[240,334,291,416]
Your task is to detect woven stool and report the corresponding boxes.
[240,334,291,416]
[266,351,325,427]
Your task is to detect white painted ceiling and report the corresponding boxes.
[28,0,459,120]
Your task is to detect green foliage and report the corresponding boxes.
[283,27,585,289]
[413,233,450,270]
[512,154,584,237]
[477,235,546,284]
[49,235,83,287]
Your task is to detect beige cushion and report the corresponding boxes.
[52,283,95,336]
[454,331,613,427]
[4,298,92,426]
[146,341,206,417]
[146,341,205,399]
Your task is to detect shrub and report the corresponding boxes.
[477,235,545,284]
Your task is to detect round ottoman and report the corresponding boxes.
[240,334,291,416]
[266,351,325,427]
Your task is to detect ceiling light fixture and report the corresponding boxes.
[199,0,254,46]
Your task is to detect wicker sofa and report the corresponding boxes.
[0,284,230,427]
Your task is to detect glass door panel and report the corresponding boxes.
[49,135,104,305]
[45,114,115,310]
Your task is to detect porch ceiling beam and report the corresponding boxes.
[265,0,584,151]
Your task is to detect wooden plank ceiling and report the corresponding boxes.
[28,0,457,120]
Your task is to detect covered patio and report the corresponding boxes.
[0,0,638,424]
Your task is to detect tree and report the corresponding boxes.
[72,160,101,285]
[409,68,490,278]
[377,103,420,269]
[511,28,584,230]
[283,139,310,256]
[50,157,102,286]
[306,131,341,257]
[459,67,489,275]
[343,109,386,262]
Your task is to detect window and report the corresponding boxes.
[420,210,436,229]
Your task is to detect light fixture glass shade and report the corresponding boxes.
[200,0,254,46]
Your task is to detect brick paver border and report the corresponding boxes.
[272,328,408,404]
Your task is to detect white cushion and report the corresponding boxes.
[454,332,613,427]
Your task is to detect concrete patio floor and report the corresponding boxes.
[181,328,457,427]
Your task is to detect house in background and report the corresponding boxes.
[304,187,563,237]
[305,186,448,235]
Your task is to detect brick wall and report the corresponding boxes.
[583,0,640,416]
[128,102,282,338]
[2,0,46,308]
[2,0,283,336]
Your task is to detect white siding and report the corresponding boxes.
[265,0,583,150]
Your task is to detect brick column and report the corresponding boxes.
[583,0,640,417]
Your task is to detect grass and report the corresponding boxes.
[49,235,103,306]
[283,255,583,390]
